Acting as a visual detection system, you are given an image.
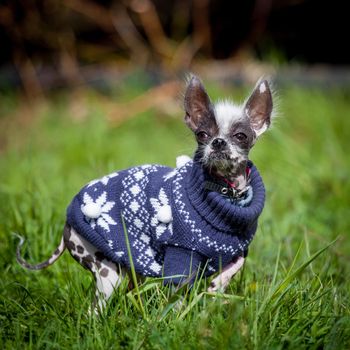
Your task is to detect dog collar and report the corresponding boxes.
[203,180,249,199]
[204,167,251,200]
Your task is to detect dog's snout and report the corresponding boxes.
[211,138,227,151]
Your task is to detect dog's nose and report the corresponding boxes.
[212,138,227,151]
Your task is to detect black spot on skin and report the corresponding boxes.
[54,248,61,255]
[95,252,105,262]
[76,245,84,254]
[95,261,102,269]
[82,255,94,269]
[100,268,109,277]
[65,240,76,252]
[72,254,81,263]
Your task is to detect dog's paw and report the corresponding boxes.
[207,281,221,293]
[207,275,230,293]
[208,257,245,293]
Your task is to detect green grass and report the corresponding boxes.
[0,78,349,349]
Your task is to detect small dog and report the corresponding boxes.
[17,76,273,311]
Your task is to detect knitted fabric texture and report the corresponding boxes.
[66,160,265,284]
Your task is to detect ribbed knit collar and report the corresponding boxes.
[184,160,265,233]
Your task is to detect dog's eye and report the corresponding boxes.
[196,131,210,142]
[234,133,247,142]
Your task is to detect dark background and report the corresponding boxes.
[0,0,348,92]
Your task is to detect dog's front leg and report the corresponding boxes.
[208,256,245,292]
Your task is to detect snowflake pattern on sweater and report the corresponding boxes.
[66,160,266,282]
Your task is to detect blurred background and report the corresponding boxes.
[1,2,350,347]
[0,0,349,97]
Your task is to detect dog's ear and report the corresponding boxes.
[244,79,273,137]
[184,76,213,131]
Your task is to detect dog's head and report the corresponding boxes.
[184,76,273,178]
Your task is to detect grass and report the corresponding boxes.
[0,76,349,349]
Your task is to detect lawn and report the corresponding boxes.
[0,75,349,349]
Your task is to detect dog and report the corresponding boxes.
[16,76,273,311]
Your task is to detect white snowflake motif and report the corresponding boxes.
[150,188,173,238]
[133,170,144,181]
[87,172,119,188]
[81,191,117,232]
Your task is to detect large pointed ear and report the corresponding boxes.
[244,79,273,137]
[184,76,213,131]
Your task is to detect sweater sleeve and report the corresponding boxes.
[163,246,205,285]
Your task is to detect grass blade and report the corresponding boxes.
[121,214,147,320]
[270,239,337,300]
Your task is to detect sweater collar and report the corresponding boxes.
[183,160,265,233]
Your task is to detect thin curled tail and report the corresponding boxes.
[14,233,66,270]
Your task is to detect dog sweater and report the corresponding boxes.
[66,159,265,284]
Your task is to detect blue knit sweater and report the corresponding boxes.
[66,160,265,284]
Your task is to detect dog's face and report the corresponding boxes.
[184,76,273,177]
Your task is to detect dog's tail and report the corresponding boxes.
[15,233,66,270]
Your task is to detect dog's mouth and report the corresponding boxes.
[209,150,230,161]
[196,145,247,177]
[205,150,238,173]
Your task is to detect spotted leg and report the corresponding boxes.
[63,224,124,312]
[208,256,245,292]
